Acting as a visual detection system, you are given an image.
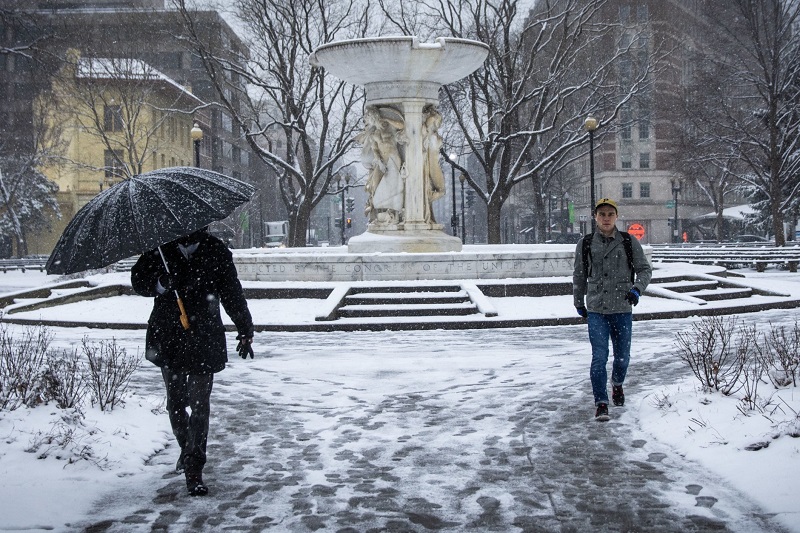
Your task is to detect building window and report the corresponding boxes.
[621,154,632,169]
[619,5,630,23]
[637,5,649,22]
[639,119,650,139]
[621,123,631,141]
[622,182,633,198]
[103,105,123,132]
[104,150,125,179]
[640,152,651,169]
[640,182,650,198]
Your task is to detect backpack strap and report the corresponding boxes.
[620,231,635,283]
[582,234,592,282]
[583,231,636,284]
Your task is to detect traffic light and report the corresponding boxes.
[335,217,343,228]
[346,217,352,228]
[346,197,355,213]
[465,189,475,208]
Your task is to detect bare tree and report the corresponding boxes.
[699,0,800,245]
[381,0,654,243]
[0,125,61,257]
[674,60,746,241]
[174,0,371,247]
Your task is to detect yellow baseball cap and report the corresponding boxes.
[594,198,618,213]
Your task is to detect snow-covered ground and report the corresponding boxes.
[0,268,799,531]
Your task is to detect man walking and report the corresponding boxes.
[573,199,652,421]
[131,227,255,495]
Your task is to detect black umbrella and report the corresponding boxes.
[46,167,256,327]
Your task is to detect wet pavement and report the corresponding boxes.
[73,317,790,533]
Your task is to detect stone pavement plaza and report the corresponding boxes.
[69,314,792,533]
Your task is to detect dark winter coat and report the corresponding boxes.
[131,232,253,374]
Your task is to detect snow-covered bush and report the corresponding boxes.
[1,325,140,413]
[675,316,746,395]
[677,317,799,414]
[0,324,53,410]
[43,348,89,410]
[83,336,139,411]
[762,321,800,388]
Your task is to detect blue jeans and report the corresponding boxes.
[588,312,632,406]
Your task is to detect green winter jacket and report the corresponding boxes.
[572,228,652,314]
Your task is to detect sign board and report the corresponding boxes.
[628,223,645,240]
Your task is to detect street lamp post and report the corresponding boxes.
[190,122,203,168]
[459,173,466,244]
[584,115,599,232]
[449,153,459,238]
[671,178,684,243]
[336,174,351,245]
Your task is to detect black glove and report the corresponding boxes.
[236,333,254,359]
[158,273,181,292]
[625,287,641,306]
[576,306,588,318]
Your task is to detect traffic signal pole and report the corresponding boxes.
[340,184,346,245]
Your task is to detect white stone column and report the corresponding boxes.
[401,100,426,229]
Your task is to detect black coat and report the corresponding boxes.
[131,233,253,374]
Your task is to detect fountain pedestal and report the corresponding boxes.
[310,36,489,253]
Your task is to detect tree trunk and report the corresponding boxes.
[772,205,785,246]
[486,196,503,244]
[534,194,547,243]
[15,233,28,257]
[288,200,311,248]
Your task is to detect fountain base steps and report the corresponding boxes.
[315,283,497,321]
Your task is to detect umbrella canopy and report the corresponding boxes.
[46,167,255,275]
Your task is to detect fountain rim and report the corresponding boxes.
[310,35,490,66]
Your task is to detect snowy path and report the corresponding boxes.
[63,317,790,532]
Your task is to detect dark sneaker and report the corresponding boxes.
[186,473,208,496]
[612,385,625,407]
[595,403,610,422]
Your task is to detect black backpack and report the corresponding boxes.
[582,231,635,284]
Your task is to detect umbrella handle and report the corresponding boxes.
[175,292,190,330]
[158,247,191,330]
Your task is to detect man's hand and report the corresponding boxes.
[236,333,254,359]
[625,287,641,306]
[157,273,181,293]
[576,306,588,318]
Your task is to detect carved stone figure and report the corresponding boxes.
[422,104,446,224]
[358,106,406,225]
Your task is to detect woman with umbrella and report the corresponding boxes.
[131,226,254,496]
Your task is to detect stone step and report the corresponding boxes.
[657,280,719,293]
[338,302,479,318]
[686,287,753,301]
[345,291,470,305]
[349,285,463,294]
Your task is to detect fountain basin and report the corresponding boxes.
[309,36,489,103]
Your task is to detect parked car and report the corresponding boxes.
[546,233,583,244]
[731,234,770,243]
